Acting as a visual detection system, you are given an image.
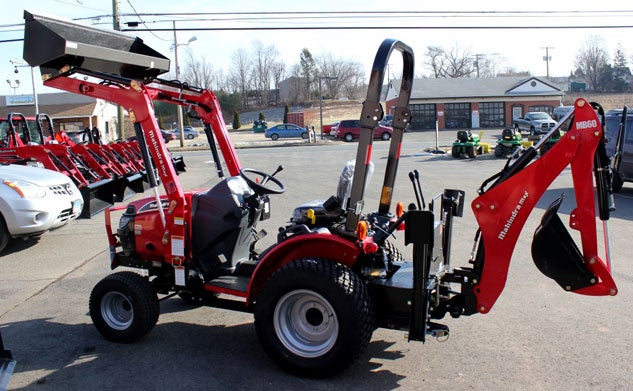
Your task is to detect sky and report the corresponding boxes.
[2,1,633,96]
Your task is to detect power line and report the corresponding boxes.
[121,24,633,32]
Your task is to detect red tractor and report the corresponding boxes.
[23,11,618,378]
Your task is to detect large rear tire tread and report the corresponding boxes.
[89,271,160,344]
[254,258,373,378]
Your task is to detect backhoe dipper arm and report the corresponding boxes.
[468,98,617,314]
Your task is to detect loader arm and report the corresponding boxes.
[465,98,617,314]
[146,81,242,176]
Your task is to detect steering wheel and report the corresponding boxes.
[239,168,285,195]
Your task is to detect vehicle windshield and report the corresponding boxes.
[531,113,551,119]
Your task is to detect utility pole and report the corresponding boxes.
[113,0,125,141]
[541,46,554,78]
[474,54,482,78]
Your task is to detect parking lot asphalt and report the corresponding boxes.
[2,128,633,390]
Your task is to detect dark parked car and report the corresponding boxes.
[552,106,574,121]
[605,108,633,192]
[331,119,393,142]
[265,124,309,141]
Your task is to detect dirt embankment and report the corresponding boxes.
[562,93,633,110]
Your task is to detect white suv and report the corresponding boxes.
[0,164,83,253]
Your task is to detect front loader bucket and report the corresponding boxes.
[113,172,146,202]
[172,155,186,173]
[531,196,597,291]
[80,178,115,218]
[23,11,169,80]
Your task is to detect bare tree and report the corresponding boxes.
[314,53,366,100]
[574,35,609,91]
[425,45,475,78]
[228,48,252,108]
[252,40,279,106]
[182,50,215,89]
[425,46,446,78]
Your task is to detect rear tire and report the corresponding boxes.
[451,145,460,158]
[89,271,159,343]
[381,132,391,141]
[254,258,373,378]
[344,133,354,142]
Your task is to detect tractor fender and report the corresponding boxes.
[246,232,361,306]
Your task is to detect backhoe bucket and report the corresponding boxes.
[23,11,169,80]
[80,178,115,218]
[531,196,597,291]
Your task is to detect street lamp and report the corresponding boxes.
[6,79,19,95]
[11,60,39,114]
[318,76,338,140]
[172,21,197,147]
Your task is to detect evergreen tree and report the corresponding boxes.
[283,105,289,124]
[300,48,317,100]
[158,115,165,130]
[232,111,241,130]
[259,112,265,121]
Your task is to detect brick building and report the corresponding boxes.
[1,92,120,141]
[385,76,564,130]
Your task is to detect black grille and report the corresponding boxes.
[49,184,75,196]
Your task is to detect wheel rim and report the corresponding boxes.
[273,289,339,358]
[101,291,134,330]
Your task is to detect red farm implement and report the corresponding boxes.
[22,10,619,378]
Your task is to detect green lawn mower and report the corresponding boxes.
[494,128,523,158]
[451,130,483,158]
[252,120,268,133]
[538,128,564,156]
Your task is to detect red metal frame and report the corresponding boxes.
[43,74,243,267]
[471,98,617,314]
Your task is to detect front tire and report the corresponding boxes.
[494,143,504,158]
[467,145,475,158]
[0,214,9,254]
[451,145,460,158]
[271,133,279,141]
[254,258,373,378]
[301,132,309,139]
[89,271,159,343]
[381,132,391,141]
